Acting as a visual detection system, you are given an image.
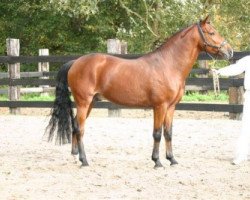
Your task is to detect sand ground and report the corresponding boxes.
[0,109,249,199]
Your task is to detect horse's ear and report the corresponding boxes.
[202,15,210,25]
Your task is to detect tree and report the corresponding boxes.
[0,0,248,57]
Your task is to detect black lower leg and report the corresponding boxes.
[77,134,89,166]
[152,128,163,168]
[164,125,178,165]
[71,118,79,155]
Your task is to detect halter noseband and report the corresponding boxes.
[197,21,227,58]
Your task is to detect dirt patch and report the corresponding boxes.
[0,115,249,199]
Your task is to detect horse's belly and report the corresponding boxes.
[101,90,152,107]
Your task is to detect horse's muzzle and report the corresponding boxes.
[220,47,234,60]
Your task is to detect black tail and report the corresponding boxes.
[45,60,75,145]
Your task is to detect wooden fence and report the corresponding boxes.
[0,38,249,118]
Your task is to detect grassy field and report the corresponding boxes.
[0,91,229,103]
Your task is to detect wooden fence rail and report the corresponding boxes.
[0,68,211,79]
[0,77,244,95]
[0,51,249,64]
[0,101,243,113]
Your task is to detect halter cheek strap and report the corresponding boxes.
[197,22,227,54]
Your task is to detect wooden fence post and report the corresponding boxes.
[229,85,244,120]
[198,60,208,78]
[38,49,49,95]
[6,38,20,114]
[107,39,125,117]
[121,41,128,54]
[198,60,209,94]
[228,59,243,120]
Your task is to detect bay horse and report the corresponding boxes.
[46,16,233,168]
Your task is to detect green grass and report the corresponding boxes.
[0,91,229,103]
[181,91,228,103]
[20,93,55,101]
[0,93,55,101]
[0,95,7,101]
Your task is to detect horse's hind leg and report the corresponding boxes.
[163,106,178,166]
[74,103,93,166]
[72,117,79,155]
[71,103,93,157]
[152,104,167,168]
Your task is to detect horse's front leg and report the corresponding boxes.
[164,106,178,166]
[152,104,167,168]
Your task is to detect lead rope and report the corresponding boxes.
[212,70,220,96]
[211,61,220,96]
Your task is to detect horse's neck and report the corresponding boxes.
[156,27,201,79]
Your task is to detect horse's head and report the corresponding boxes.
[197,16,233,60]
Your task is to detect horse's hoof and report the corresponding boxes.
[71,149,79,155]
[80,162,89,167]
[170,159,178,166]
[154,165,164,170]
[79,157,89,167]
[80,160,89,167]
[154,161,163,169]
[167,157,178,166]
[170,161,178,166]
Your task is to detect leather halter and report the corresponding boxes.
[197,21,227,57]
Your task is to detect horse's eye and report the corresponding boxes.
[209,32,215,36]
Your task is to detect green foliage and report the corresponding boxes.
[217,0,250,51]
[0,0,249,60]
